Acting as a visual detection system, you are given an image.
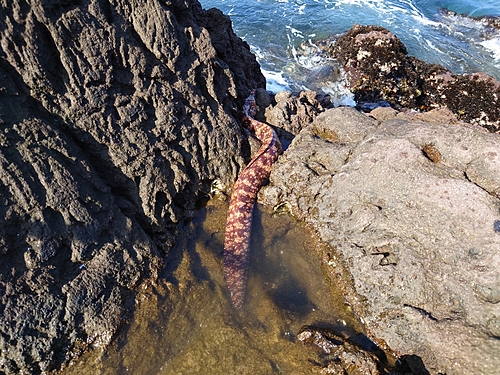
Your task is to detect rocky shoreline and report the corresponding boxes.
[259,89,500,374]
[1,1,499,374]
[330,24,500,132]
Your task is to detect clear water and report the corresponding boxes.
[199,0,500,94]
[61,200,363,374]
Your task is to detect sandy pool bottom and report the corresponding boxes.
[60,199,363,375]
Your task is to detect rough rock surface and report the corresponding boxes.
[0,0,263,373]
[261,106,500,374]
[260,89,327,150]
[330,24,500,132]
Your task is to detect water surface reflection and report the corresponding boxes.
[61,199,361,374]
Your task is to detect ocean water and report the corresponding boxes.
[199,0,500,98]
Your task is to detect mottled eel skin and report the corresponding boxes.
[224,91,282,309]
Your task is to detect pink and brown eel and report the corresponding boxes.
[223,90,282,309]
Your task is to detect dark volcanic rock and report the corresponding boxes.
[261,89,327,149]
[297,325,430,375]
[330,24,500,131]
[0,0,263,373]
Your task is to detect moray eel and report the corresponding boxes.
[223,90,282,309]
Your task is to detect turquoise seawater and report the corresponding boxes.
[199,0,500,94]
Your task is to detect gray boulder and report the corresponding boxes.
[262,106,500,374]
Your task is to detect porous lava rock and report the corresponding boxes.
[330,24,500,132]
[0,0,263,373]
[260,89,327,149]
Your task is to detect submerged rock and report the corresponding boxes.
[297,325,381,375]
[297,325,430,375]
[0,0,263,373]
[262,104,500,374]
[439,9,500,31]
[330,24,500,132]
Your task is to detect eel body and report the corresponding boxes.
[223,91,282,309]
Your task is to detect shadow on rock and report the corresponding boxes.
[0,0,264,374]
[297,324,430,375]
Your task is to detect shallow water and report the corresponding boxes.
[61,199,362,374]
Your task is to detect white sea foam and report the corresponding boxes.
[286,25,305,38]
[424,39,446,55]
[321,80,356,107]
[263,69,291,93]
[481,37,500,61]
[292,46,329,69]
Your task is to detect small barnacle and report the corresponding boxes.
[209,179,226,200]
[273,201,293,216]
[422,143,442,163]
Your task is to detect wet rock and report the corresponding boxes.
[357,100,391,113]
[439,9,500,31]
[329,24,500,131]
[298,325,380,375]
[0,0,263,373]
[297,325,429,375]
[262,105,500,374]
